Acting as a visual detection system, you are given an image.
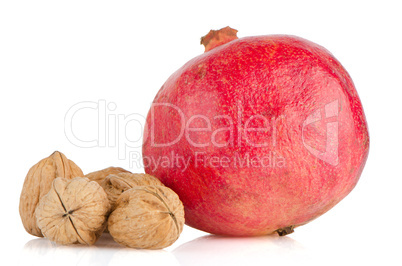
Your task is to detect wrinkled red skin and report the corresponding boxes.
[142,35,369,236]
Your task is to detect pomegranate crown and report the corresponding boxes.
[200,26,238,52]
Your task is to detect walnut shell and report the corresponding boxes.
[100,172,163,209]
[19,151,84,237]
[36,177,110,245]
[85,167,130,185]
[108,185,185,249]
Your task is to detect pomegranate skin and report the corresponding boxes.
[142,33,369,236]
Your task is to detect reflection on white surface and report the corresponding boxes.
[173,234,311,266]
[20,233,179,266]
[108,247,178,266]
[19,231,310,266]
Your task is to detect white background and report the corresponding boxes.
[1,1,401,265]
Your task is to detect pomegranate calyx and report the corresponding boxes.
[200,26,238,52]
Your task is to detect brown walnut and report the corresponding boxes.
[100,172,163,209]
[19,151,84,237]
[108,185,185,249]
[35,177,110,245]
[85,166,130,185]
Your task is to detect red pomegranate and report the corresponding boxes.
[142,27,369,236]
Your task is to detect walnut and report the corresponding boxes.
[85,167,130,185]
[100,172,163,209]
[108,185,185,249]
[35,177,110,245]
[19,151,84,237]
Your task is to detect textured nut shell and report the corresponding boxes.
[36,177,110,245]
[19,151,84,237]
[100,173,163,209]
[85,167,130,185]
[108,185,184,249]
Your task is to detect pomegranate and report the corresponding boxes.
[142,27,369,236]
